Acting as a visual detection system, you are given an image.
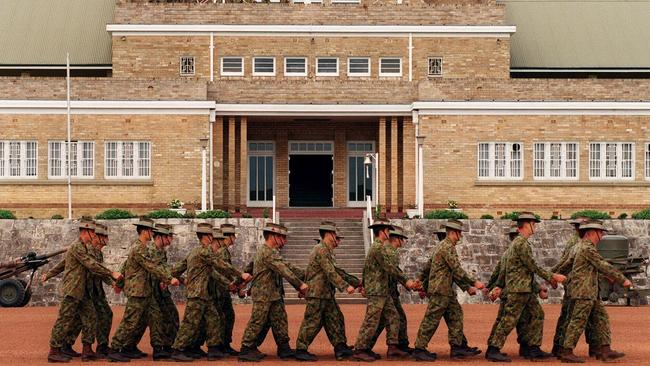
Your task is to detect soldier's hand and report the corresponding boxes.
[467,287,477,295]
[40,273,48,284]
[481,287,489,296]
[623,279,632,288]
[241,273,253,283]
[346,285,356,294]
[238,288,247,299]
[160,282,168,290]
[111,272,124,281]
[228,282,238,293]
[170,277,180,286]
[489,287,502,302]
[551,273,567,283]
[418,290,427,299]
[539,288,548,300]
[299,283,309,293]
[474,280,485,290]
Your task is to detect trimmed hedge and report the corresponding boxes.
[480,214,494,220]
[500,211,541,220]
[424,210,468,220]
[570,210,611,220]
[618,213,628,219]
[95,209,137,220]
[146,209,184,219]
[197,210,232,219]
[0,210,16,219]
[51,214,64,220]
[632,209,650,220]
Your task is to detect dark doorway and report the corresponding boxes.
[289,155,333,207]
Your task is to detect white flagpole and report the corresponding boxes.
[66,53,72,219]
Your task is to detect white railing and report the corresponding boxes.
[364,195,373,253]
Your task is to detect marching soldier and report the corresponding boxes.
[412,219,484,361]
[353,218,419,362]
[556,219,631,363]
[214,223,241,356]
[295,221,360,361]
[47,218,123,363]
[486,212,566,362]
[239,222,309,362]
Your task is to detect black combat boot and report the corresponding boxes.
[222,343,239,356]
[152,346,171,361]
[170,349,194,362]
[387,344,409,359]
[451,344,479,359]
[411,348,437,362]
[398,343,415,354]
[460,340,481,355]
[519,343,531,358]
[558,347,585,363]
[238,346,265,362]
[185,346,204,359]
[486,346,512,362]
[334,343,353,361]
[48,347,72,363]
[526,345,553,360]
[368,349,382,360]
[294,349,318,362]
[352,349,376,362]
[95,344,110,359]
[130,345,147,358]
[207,346,225,360]
[81,344,98,362]
[60,344,81,358]
[553,344,562,358]
[596,345,625,362]
[106,349,131,363]
[277,342,296,359]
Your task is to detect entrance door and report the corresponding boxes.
[289,155,333,207]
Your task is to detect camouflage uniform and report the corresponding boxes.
[551,234,581,349]
[487,234,553,349]
[561,239,628,349]
[414,238,476,349]
[240,243,305,349]
[49,239,114,348]
[296,241,360,351]
[354,239,409,350]
[110,239,173,351]
[211,246,237,345]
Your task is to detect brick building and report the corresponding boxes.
[1,0,649,218]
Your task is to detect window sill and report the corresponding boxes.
[474,180,650,187]
[0,180,154,186]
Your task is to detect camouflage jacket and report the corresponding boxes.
[551,234,580,274]
[250,243,304,302]
[183,245,242,300]
[304,242,358,299]
[488,253,540,298]
[362,239,408,297]
[419,238,474,297]
[563,239,628,300]
[503,235,552,293]
[209,246,236,299]
[385,245,408,298]
[60,239,113,300]
[149,244,173,299]
[123,239,173,298]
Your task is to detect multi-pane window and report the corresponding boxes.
[316,57,338,76]
[379,58,402,77]
[180,56,195,76]
[348,57,370,76]
[477,142,523,180]
[105,141,151,179]
[645,143,650,179]
[284,57,307,76]
[253,57,275,76]
[533,142,578,180]
[0,141,37,179]
[48,141,94,178]
[220,57,243,76]
[348,142,374,204]
[248,141,274,204]
[589,142,634,180]
[428,57,443,77]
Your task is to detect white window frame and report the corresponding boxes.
[477,142,524,181]
[379,57,402,77]
[532,142,579,181]
[247,141,275,207]
[347,57,371,77]
[428,56,443,77]
[253,57,276,76]
[589,142,635,181]
[316,57,339,76]
[104,141,152,180]
[220,56,244,76]
[179,55,195,77]
[0,140,38,179]
[289,141,334,155]
[331,0,360,3]
[48,141,95,179]
[347,141,375,207]
[292,0,323,4]
[645,143,650,180]
[284,57,308,77]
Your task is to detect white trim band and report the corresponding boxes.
[412,101,650,116]
[0,100,216,115]
[215,104,412,116]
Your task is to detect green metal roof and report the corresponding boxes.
[503,0,650,69]
[0,0,114,66]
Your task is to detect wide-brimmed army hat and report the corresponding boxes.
[212,229,226,240]
[95,223,108,236]
[313,238,321,243]
[514,211,541,223]
[156,223,174,236]
[153,223,170,236]
[220,223,236,236]
[368,217,393,229]
[79,216,96,231]
[196,222,214,235]
[568,217,588,226]
[578,219,609,232]
[133,217,156,229]
[262,222,289,236]
[389,225,408,239]
[508,225,519,236]
[443,219,466,232]
[319,221,344,239]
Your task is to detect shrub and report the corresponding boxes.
[500,211,541,220]
[480,214,494,220]
[632,209,650,220]
[241,213,253,218]
[197,210,231,219]
[570,210,611,220]
[424,210,468,220]
[51,214,64,220]
[146,209,184,219]
[550,215,560,220]
[183,211,196,219]
[95,209,136,220]
[0,210,16,219]
[262,208,270,219]
[618,213,628,219]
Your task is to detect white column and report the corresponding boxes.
[201,147,207,211]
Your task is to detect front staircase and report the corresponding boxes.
[281,219,367,304]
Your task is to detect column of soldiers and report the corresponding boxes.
[43,212,632,364]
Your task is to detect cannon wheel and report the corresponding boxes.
[0,279,26,307]
[17,279,32,307]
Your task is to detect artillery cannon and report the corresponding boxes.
[0,249,66,307]
[598,235,650,306]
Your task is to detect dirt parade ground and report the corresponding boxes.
[0,303,647,366]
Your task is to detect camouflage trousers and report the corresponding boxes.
[563,299,611,349]
[553,295,608,348]
[354,296,400,350]
[110,296,151,350]
[487,294,542,347]
[69,294,113,347]
[158,294,180,346]
[241,300,290,348]
[488,293,544,349]
[369,296,409,348]
[296,298,348,351]
[128,292,175,348]
[191,295,235,348]
[415,294,465,349]
[50,295,96,348]
[173,297,224,350]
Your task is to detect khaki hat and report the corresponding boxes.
[153,224,170,236]
[509,225,519,235]
[313,238,321,243]
[568,217,588,226]
[156,223,173,236]
[514,211,541,223]
[212,229,226,240]
[196,222,214,235]
[79,216,96,231]
[133,217,156,229]
[262,222,289,236]
[319,221,344,239]
[389,225,408,239]
[443,219,466,232]
[368,217,393,229]
[95,223,108,236]
[578,219,609,232]
[220,223,236,236]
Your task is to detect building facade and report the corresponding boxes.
[1,0,649,218]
